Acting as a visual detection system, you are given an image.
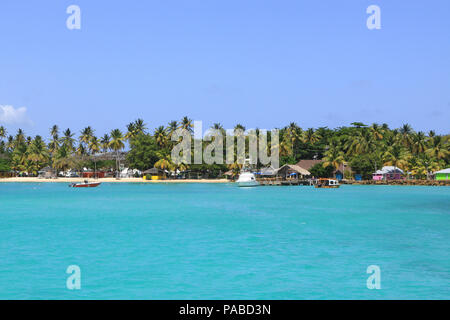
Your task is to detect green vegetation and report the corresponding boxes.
[309,163,334,178]
[0,121,448,179]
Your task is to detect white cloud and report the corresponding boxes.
[0,105,33,126]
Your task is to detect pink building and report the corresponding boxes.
[373,166,404,181]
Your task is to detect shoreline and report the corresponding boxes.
[0,177,448,186]
[0,177,230,183]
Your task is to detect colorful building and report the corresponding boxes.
[373,166,404,181]
[295,159,352,180]
[434,168,450,180]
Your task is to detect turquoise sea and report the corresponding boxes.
[0,182,449,299]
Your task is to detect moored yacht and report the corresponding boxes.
[236,158,259,187]
[236,171,259,187]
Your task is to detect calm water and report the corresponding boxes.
[0,182,449,299]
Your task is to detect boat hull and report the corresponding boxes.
[315,185,340,189]
[70,182,101,188]
[237,181,259,187]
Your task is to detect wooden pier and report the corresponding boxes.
[257,178,314,186]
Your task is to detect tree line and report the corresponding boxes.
[0,119,448,179]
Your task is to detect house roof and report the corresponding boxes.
[295,159,322,170]
[277,164,311,176]
[374,166,404,174]
[434,168,450,174]
[143,168,164,174]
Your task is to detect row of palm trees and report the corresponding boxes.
[0,116,214,175]
[319,124,449,179]
[0,123,130,174]
[0,121,449,179]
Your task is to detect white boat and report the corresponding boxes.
[236,171,259,187]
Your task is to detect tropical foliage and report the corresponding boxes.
[0,121,448,179]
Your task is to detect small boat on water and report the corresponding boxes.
[236,171,259,187]
[315,178,340,189]
[69,180,101,188]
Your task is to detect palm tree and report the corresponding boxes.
[210,123,226,143]
[0,126,6,141]
[180,116,193,133]
[125,122,137,140]
[350,122,368,128]
[76,143,87,156]
[6,135,14,152]
[61,129,75,151]
[154,152,174,175]
[411,131,427,155]
[53,145,75,173]
[80,126,94,152]
[426,136,449,160]
[50,125,59,139]
[322,145,345,176]
[48,134,60,155]
[370,123,384,141]
[27,136,49,170]
[134,118,147,134]
[109,129,125,178]
[227,161,242,178]
[399,123,414,149]
[11,139,28,174]
[410,155,442,180]
[48,125,60,155]
[154,126,168,148]
[383,145,409,170]
[286,123,302,160]
[346,128,378,160]
[279,132,292,157]
[234,124,246,134]
[167,121,178,138]
[88,136,100,155]
[14,129,25,146]
[100,134,110,152]
[0,126,6,154]
[212,123,223,130]
[89,136,101,178]
[302,128,320,144]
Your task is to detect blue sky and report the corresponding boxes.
[0,0,449,138]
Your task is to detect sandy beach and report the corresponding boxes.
[0,177,230,183]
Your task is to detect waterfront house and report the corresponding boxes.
[38,166,56,179]
[434,168,450,180]
[143,168,165,180]
[276,164,311,179]
[373,166,404,181]
[295,159,323,171]
[334,162,352,181]
[82,170,106,178]
[296,159,353,180]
